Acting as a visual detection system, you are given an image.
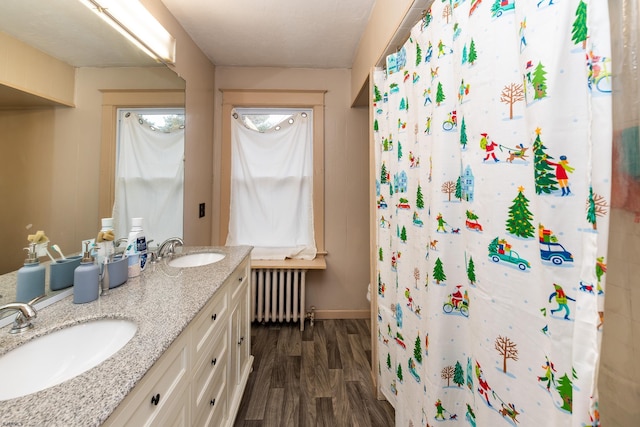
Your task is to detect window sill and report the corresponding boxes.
[250,254,326,270]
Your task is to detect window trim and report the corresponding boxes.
[220,89,326,254]
[98,90,185,220]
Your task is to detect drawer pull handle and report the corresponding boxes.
[210,398,216,406]
[238,276,243,282]
[211,313,217,321]
[238,336,244,345]
[211,357,217,366]
[151,393,160,406]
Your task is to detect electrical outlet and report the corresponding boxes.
[199,203,205,218]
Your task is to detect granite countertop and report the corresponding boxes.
[0,245,252,427]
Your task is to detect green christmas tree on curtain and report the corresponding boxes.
[373,85,382,102]
[455,176,463,200]
[586,185,598,229]
[380,162,388,184]
[416,42,422,66]
[468,39,478,65]
[433,257,446,284]
[532,62,548,100]
[400,226,408,243]
[374,118,379,132]
[506,186,535,238]
[572,1,588,49]
[398,141,403,160]
[416,184,425,209]
[460,117,468,148]
[556,373,573,412]
[414,335,423,364]
[378,247,384,261]
[436,82,446,106]
[533,128,559,194]
[488,237,499,253]
[397,364,404,382]
[386,353,391,370]
[453,361,465,387]
[467,256,476,285]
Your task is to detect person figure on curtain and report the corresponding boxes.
[451,285,463,308]
[544,154,575,195]
[537,356,557,391]
[549,283,576,320]
[436,213,448,232]
[481,133,500,162]
[475,361,493,407]
[519,18,527,52]
[434,399,448,420]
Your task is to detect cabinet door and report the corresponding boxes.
[103,332,189,427]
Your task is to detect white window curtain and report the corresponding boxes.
[113,112,184,244]
[226,109,316,260]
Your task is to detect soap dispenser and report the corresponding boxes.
[73,242,100,304]
[16,242,46,303]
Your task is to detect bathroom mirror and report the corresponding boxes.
[0,0,186,315]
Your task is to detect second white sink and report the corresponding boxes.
[0,319,137,401]
[168,252,225,268]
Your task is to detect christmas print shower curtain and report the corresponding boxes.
[373,1,611,426]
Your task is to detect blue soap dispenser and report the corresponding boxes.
[73,242,100,304]
[16,242,46,303]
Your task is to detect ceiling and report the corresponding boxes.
[161,0,377,68]
[0,0,377,70]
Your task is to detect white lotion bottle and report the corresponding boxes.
[125,217,147,278]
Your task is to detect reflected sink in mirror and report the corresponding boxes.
[168,252,226,268]
[0,319,137,401]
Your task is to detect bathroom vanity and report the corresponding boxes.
[0,246,253,427]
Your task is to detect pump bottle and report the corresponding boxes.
[73,242,99,304]
[16,243,45,303]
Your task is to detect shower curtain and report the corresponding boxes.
[373,1,611,426]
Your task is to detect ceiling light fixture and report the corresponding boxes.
[77,0,176,64]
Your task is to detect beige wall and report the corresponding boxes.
[143,0,217,247]
[0,31,74,106]
[214,67,371,316]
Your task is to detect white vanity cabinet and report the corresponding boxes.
[103,256,252,427]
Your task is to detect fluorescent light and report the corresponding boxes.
[78,0,176,64]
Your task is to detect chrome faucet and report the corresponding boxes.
[0,295,45,334]
[157,237,184,259]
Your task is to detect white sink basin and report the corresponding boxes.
[0,319,137,401]
[168,252,226,268]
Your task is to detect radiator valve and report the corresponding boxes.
[305,306,316,327]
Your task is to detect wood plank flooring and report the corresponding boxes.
[234,319,395,427]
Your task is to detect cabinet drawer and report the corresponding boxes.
[230,259,249,302]
[192,326,227,416]
[193,357,228,427]
[191,287,228,365]
[106,332,189,427]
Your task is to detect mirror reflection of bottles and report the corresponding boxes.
[125,218,147,278]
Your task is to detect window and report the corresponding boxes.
[220,90,326,259]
